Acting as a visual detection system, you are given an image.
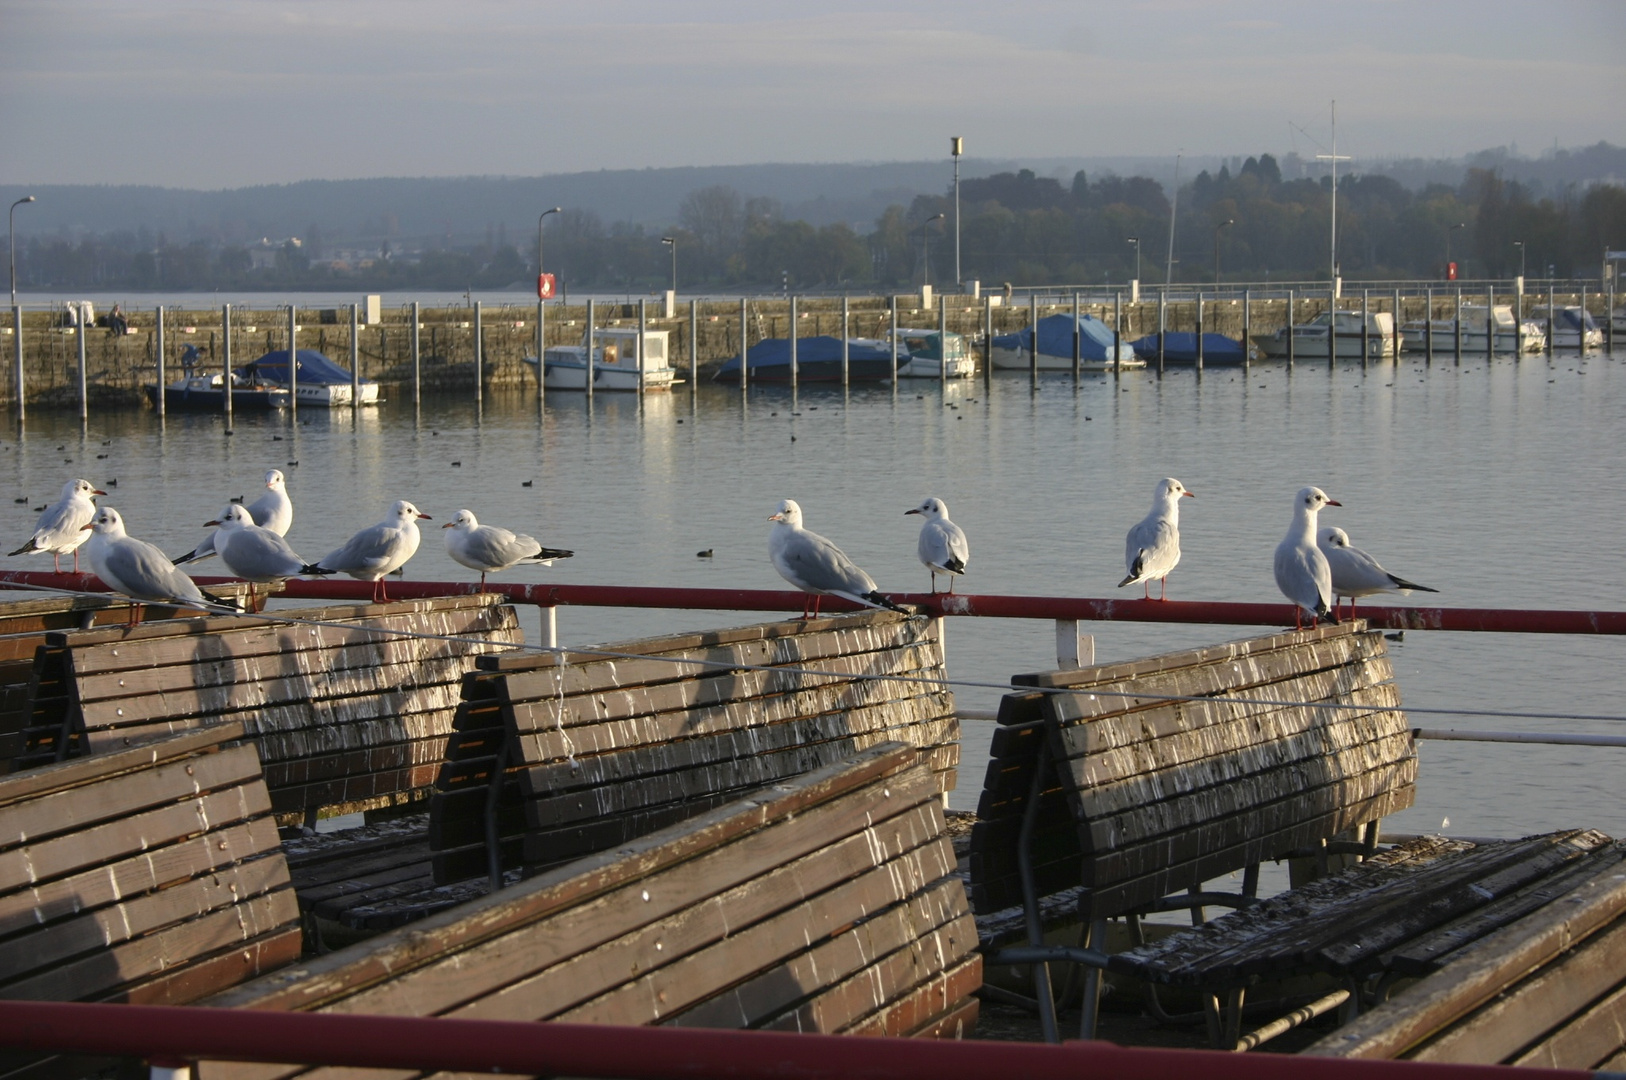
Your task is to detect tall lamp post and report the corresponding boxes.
[1446,222,1465,279]
[950,136,963,289]
[536,206,561,292]
[1514,240,1526,284]
[917,212,944,289]
[661,237,676,294]
[10,195,36,308]
[1213,219,1233,285]
[1127,237,1141,283]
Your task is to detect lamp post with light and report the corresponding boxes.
[661,237,676,294]
[10,195,36,309]
[536,207,561,294]
[10,194,35,422]
[951,136,963,289]
[917,213,945,289]
[1514,240,1526,283]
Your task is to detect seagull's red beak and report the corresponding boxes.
[1326,499,1342,506]
[1183,490,1196,498]
[441,522,454,529]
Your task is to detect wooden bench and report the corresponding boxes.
[969,622,1417,1043]
[196,743,980,1080]
[0,724,299,1078]
[428,608,959,889]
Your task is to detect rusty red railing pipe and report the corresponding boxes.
[2,570,1624,636]
[0,1001,1601,1080]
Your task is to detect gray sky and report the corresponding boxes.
[3,0,1622,190]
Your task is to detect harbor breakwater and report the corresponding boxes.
[0,289,1608,408]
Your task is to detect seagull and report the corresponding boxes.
[1274,486,1342,628]
[174,468,293,565]
[905,497,969,594]
[316,500,430,602]
[443,509,574,588]
[1318,526,1438,618]
[8,478,105,572]
[1118,477,1194,600]
[209,504,329,583]
[81,506,235,623]
[768,499,903,618]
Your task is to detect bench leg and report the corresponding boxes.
[485,739,512,891]
[1078,918,1109,1041]
[1243,862,1261,898]
[1187,884,1206,925]
[1018,743,1061,1044]
[1202,988,1246,1050]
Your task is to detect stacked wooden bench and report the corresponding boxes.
[427,609,959,893]
[970,622,1418,1045]
[197,743,979,1080]
[0,724,298,1079]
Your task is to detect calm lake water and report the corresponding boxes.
[4,348,1623,840]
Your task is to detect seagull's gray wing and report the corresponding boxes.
[1274,539,1331,615]
[464,526,542,571]
[220,529,308,579]
[104,538,206,604]
[919,520,967,574]
[777,530,878,596]
[318,524,398,575]
[1123,517,1178,583]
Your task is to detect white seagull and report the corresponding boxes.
[1118,477,1194,600]
[209,504,328,583]
[1318,526,1438,618]
[81,506,233,622]
[443,509,575,588]
[174,468,294,565]
[768,499,902,618]
[905,497,969,594]
[316,500,430,602]
[9,478,105,572]
[1274,486,1342,628]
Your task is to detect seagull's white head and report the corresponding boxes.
[264,469,285,491]
[392,500,430,523]
[65,478,106,501]
[1157,478,1195,501]
[206,504,254,529]
[1296,486,1340,514]
[768,499,803,527]
[444,509,479,531]
[85,507,127,537]
[905,497,948,519]
[1319,526,1351,549]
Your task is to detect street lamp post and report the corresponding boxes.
[661,237,677,294]
[1446,222,1466,279]
[951,136,963,289]
[10,195,36,308]
[536,206,561,289]
[917,213,945,289]
[1514,240,1526,282]
[1213,219,1233,286]
[1127,237,1141,283]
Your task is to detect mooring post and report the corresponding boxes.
[349,303,360,410]
[1071,291,1081,380]
[1195,292,1205,372]
[473,300,484,409]
[1327,288,1336,368]
[1286,288,1295,364]
[1393,287,1402,359]
[1485,285,1495,359]
[1546,282,1555,356]
[982,295,992,389]
[1241,287,1250,371]
[890,295,899,392]
[154,306,166,419]
[1113,290,1122,378]
[1157,288,1166,375]
[841,294,850,388]
[536,297,545,407]
[1028,292,1039,387]
[584,298,595,405]
[1424,287,1433,364]
[1360,288,1369,369]
[287,304,298,420]
[689,299,698,393]
[788,294,798,394]
[75,310,88,422]
[411,302,421,407]
[938,295,949,389]
[1453,288,1462,365]
[637,298,647,401]
[220,304,231,419]
[1579,285,1589,356]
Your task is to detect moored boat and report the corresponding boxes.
[1400,304,1545,353]
[144,373,291,411]
[891,328,975,378]
[523,327,676,391]
[712,336,899,384]
[989,314,1143,370]
[1128,331,1247,365]
[235,349,381,406]
[1529,305,1605,350]
[1250,310,1398,360]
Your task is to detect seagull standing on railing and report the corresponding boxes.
[316,500,430,603]
[1318,526,1438,619]
[1274,486,1341,628]
[443,509,574,588]
[1118,477,1194,600]
[210,504,329,583]
[768,499,902,618]
[8,478,105,573]
[174,468,293,565]
[81,506,235,623]
[905,497,969,594]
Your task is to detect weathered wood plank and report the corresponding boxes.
[842,956,983,1037]
[1011,622,1366,690]
[1511,977,1626,1069]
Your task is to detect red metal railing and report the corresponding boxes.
[0,1001,1599,1080]
[3,570,1622,635]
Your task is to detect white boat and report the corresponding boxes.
[523,327,677,391]
[1250,310,1399,360]
[235,349,381,407]
[1399,304,1545,354]
[988,314,1145,371]
[1528,306,1604,350]
[890,329,976,378]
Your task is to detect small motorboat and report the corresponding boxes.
[1129,332,1247,365]
[1400,304,1544,353]
[146,373,290,411]
[989,314,1143,370]
[523,327,676,391]
[235,349,380,406]
[1528,306,1605,350]
[890,329,975,378]
[1250,310,1398,360]
[712,336,899,384]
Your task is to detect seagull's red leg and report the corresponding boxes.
[53,552,62,574]
[1160,577,1168,602]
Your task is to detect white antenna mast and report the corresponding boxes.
[1315,101,1351,287]
[1165,152,1181,284]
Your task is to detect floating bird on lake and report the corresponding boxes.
[768,499,902,618]
[8,478,105,572]
[905,497,969,594]
[1318,526,1438,618]
[1274,486,1341,628]
[316,500,430,602]
[1118,477,1194,600]
[442,509,574,588]
[81,506,234,622]
[209,504,329,583]
[174,468,293,565]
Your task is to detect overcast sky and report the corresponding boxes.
[2,0,1622,191]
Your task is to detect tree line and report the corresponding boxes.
[16,157,1625,293]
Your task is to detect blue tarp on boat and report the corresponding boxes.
[1129,332,1247,365]
[713,336,898,384]
[237,349,369,386]
[991,314,1136,363]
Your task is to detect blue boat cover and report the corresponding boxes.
[991,314,1134,363]
[715,336,896,376]
[1129,332,1246,363]
[238,349,368,385]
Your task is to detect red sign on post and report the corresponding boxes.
[537,273,556,299]
[1446,262,1458,281]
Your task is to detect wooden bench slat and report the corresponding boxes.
[0,722,243,805]
[1510,977,1626,1069]
[1011,622,1362,690]
[846,958,982,1037]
